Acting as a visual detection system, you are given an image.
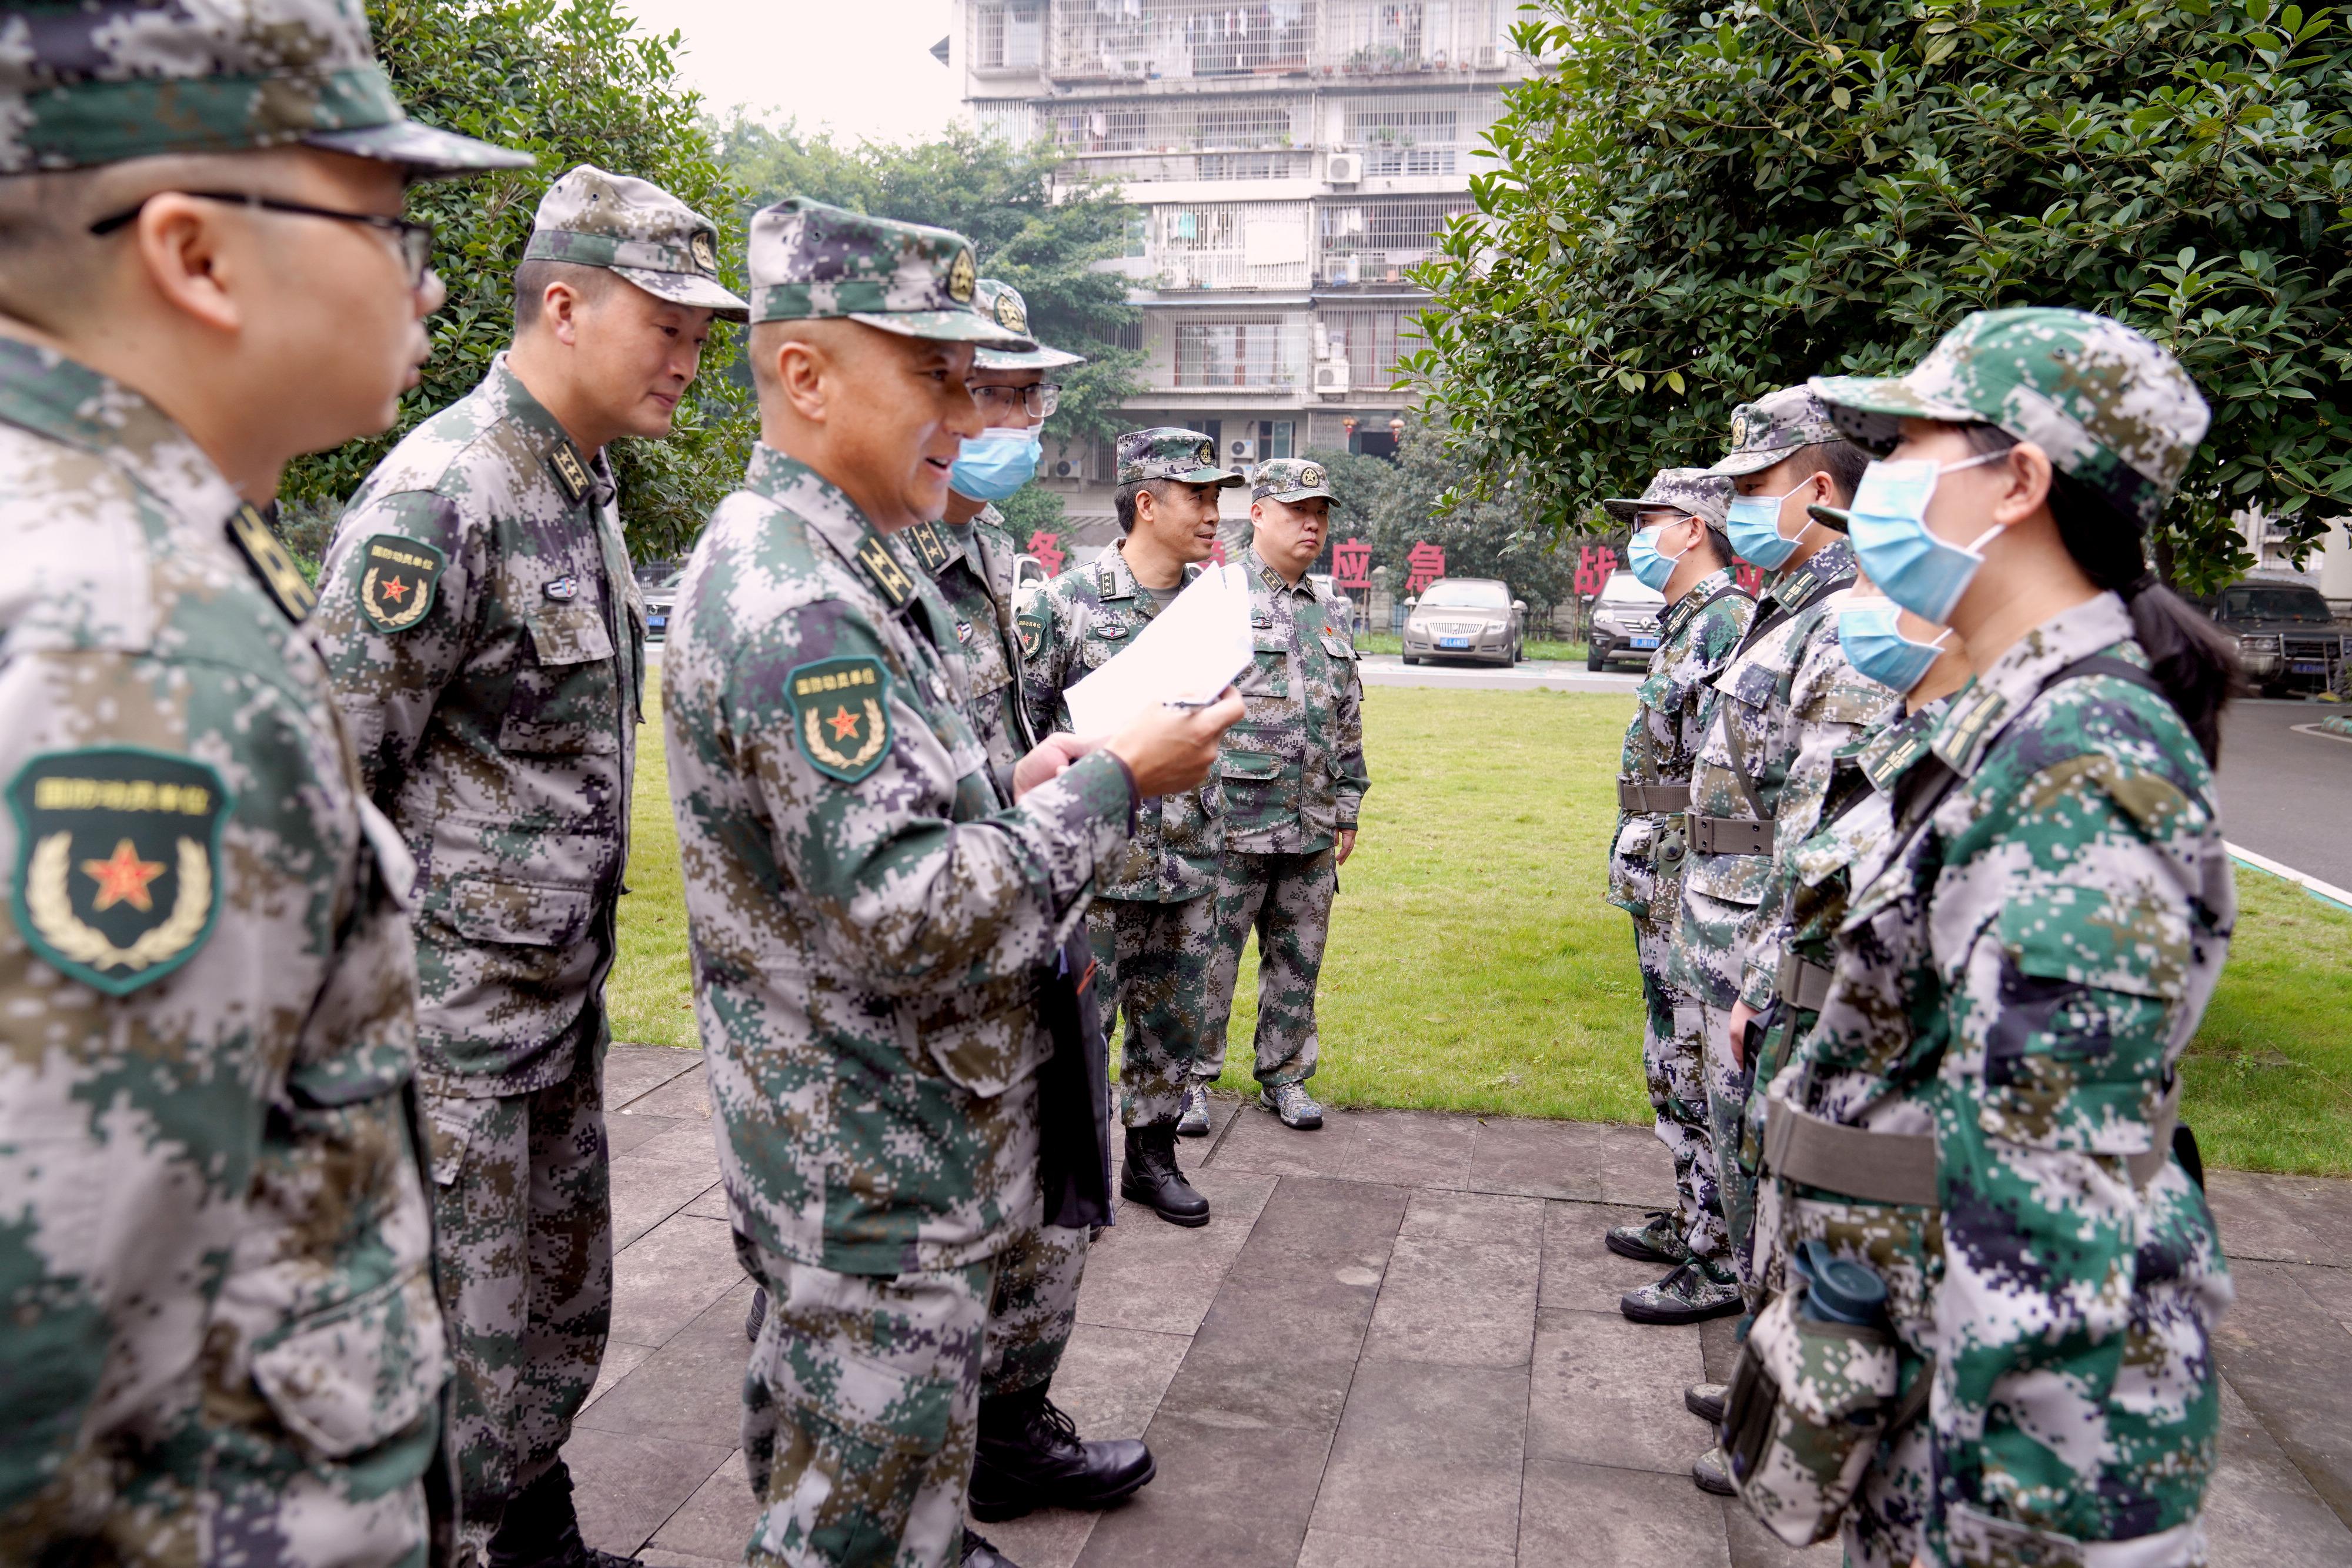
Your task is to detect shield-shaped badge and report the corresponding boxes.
[787,657,894,783]
[948,248,977,303]
[7,747,230,995]
[358,534,446,633]
[690,230,717,273]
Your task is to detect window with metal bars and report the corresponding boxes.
[1317,196,1475,281]
[1320,308,1424,387]
[1051,1,1317,81]
[973,1,1045,71]
[1173,315,1307,388]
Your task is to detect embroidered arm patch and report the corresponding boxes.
[6,747,232,995]
[358,533,447,633]
[788,657,894,783]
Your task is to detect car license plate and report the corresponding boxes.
[1630,636,1659,650]
[648,615,667,630]
[2291,661,2324,673]
[1438,636,1470,648]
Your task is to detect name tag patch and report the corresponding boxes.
[6,747,230,995]
[358,534,446,633]
[544,576,580,601]
[788,657,893,783]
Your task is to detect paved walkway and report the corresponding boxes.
[572,1046,2352,1567]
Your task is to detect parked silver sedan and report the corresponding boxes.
[1401,576,1525,666]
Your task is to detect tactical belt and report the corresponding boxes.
[1690,814,1774,856]
[1618,781,1691,813]
[1775,951,1833,1012]
[1764,1081,2183,1208]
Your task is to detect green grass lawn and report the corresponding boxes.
[613,686,2352,1175]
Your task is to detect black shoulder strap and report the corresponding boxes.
[1732,566,1855,661]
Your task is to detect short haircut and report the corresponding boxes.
[1115,478,1172,535]
[1700,523,1735,572]
[1780,437,1871,506]
[512,256,617,336]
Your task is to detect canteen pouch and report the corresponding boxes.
[1722,1284,1899,1547]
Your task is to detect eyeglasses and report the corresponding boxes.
[89,191,436,289]
[971,382,1061,420]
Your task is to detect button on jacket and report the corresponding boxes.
[313,355,643,1090]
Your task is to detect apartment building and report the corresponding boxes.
[948,0,1529,543]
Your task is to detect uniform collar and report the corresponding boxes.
[1762,536,1856,617]
[1244,543,1314,597]
[0,336,242,536]
[1858,694,1953,794]
[483,352,614,510]
[1660,566,1738,640]
[741,443,923,607]
[1927,592,2135,779]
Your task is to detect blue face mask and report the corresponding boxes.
[1838,599,1952,696]
[948,428,1042,503]
[1626,519,1692,592]
[1844,452,2007,623]
[1723,482,1812,570]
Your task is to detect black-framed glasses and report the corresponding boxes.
[89,192,436,288]
[972,382,1061,420]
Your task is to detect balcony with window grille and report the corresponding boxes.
[1044,93,1308,155]
[1324,0,1508,76]
[1148,202,1312,290]
[1342,90,1503,175]
[1319,307,1424,391]
[1162,313,1311,389]
[1317,195,1475,283]
[1047,0,1317,83]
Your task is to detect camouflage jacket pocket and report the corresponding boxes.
[503,604,622,754]
[1722,1286,1899,1548]
[1608,816,1670,918]
[1686,849,1770,906]
[249,1263,445,1459]
[906,971,1050,1099]
[437,874,593,948]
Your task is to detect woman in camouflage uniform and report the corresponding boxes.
[1730,309,2239,1567]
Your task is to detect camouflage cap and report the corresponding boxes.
[1601,467,1732,526]
[1117,427,1243,488]
[1706,386,1846,477]
[1251,457,1337,506]
[524,165,748,321]
[971,279,1085,370]
[0,1,532,176]
[744,196,1034,349]
[1809,307,2211,528]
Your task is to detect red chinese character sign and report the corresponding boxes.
[1405,541,1446,595]
[1735,563,1765,594]
[1028,531,1065,578]
[1209,537,1228,566]
[1574,544,1619,597]
[1331,539,1373,591]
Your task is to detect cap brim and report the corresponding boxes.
[612,266,751,322]
[1599,497,1648,521]
[1706,443,1802,477]
[1257,486,1337,505]
[974,343,1087,370]
[1806,503,1853,534]
[1806,373,1977,456]
[304,121,534,178]
[848,310,1036,350]
[1168,467,1246,488]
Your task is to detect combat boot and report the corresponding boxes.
[486,1462,640,1568]
[1121,1123,1210,1226]
[961,1528,1021,1567]
[1618,1258,1743,1325]
[968,1384,1157,1520]
[1685,1380,1727,1424]
[1690,1445,1734,1496]
[1605,1209,1690,1266]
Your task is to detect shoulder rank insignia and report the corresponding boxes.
[7,747,231,996]
[854,532,917,609]
[905,520,955,574]
[358,534,447,633]
[225,503,318,623]
[788,657,893,783]
[547,440,594,506]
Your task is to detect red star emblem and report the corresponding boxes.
[379,575,409,601]
[82,839,166,912]
[826,706,862,741]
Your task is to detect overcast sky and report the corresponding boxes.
[620,1,963,145]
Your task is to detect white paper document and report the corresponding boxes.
[1063,561,1255,735]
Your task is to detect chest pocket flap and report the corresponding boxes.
[1318,632,1356,660]
[525,603,615,667]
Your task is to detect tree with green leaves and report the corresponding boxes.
[279,0,749,566]
[1357,422,1580,616]
[1405,0,2352,592]
[716,119,1146,469]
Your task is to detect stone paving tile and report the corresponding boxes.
[562,1425,732,1557]
[2211,1259,2352,1529]
[1527,1306,1710,1476]
[1721,1500,1843,1567]
[1074,1166,1277,1337]
[610,1212,744,1349]
[1519,1459,1734,1568]
[647,1449,757,1564]
[581,1339,652,1415]
[2207,1169,2352,1268]
[1075,1409,1334,1568]
[607,1042,703,1111]
[1361,1231,1538,1367]
[574,1279,757,1450]
[1295,1528,1516,1568]
[683,1181,731,1221]
[1539,1198,1679,1313]
[1399,1185,1545,1248]
[1465,1114,1673,1206]
[1309,1359,1529,1559]
[620,1059,716,1122]
[607,1111,688,1159]
[2208,1373,2352,1566]
[609,1119,724,1251]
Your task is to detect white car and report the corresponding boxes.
[1586,569,1668,671]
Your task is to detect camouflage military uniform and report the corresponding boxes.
[1602,469,1753,1271]
[0,5,527,1559]
[1200,520,1370,1095]
[1020,452,1234,1128]
[665,199,1125,1567]
[312,166,744,1559]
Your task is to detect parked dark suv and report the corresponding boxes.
[2204,579,2346,696]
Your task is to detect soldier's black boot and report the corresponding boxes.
[486,1461,640,1568]
[967,1384,1157,1521]
[1120,1122,1210,1226]
[961,1527,1022,1567]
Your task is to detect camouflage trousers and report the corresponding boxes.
[980,1219,1089,1400]
[1699,1002,1759,1292]
[1198,847,1336,1091]
[421,1040,613,1559]
[743,1253,993,1568]
[1088,891,1218,1127]
[1633,920,1727,1266]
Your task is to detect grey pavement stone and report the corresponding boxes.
[574,1279,757,1450]
[606,1042,702,1112]
[1295,1528,1515,1568]
[609,1119,725,1250]
[565,1424,732,1557]
[1722,1500,1843,1567]
[611,1212,745,1349]
[1465,1114,1673,1206]
[1399,1186,1545,1248]
[975,1505,1099,1568]
[647,1447,757,1563]
[1076,1409,1332,1568]
[1540,1199,1676,1313]
[1048,1322,1192,1440]
[581,1339,652,1415]
[683,1181,731,1221]
[1528,1306,1710,1476]
[2207,1372,2352,1566]
[1361,1232,1538,1367]
[607,1109,688,1158]
[1519,1457,1734,1568]
[1075,1166,1277,1336]
[2207,1169,2352,1268]
[2213,1259,2352,1529]
[1309,1358,1528,1558]
[620,1059,715,1122]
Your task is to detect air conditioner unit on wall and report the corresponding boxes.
[1314,362,1351,396]
[1325,151,1362,186]
[1228,438,1255,462]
